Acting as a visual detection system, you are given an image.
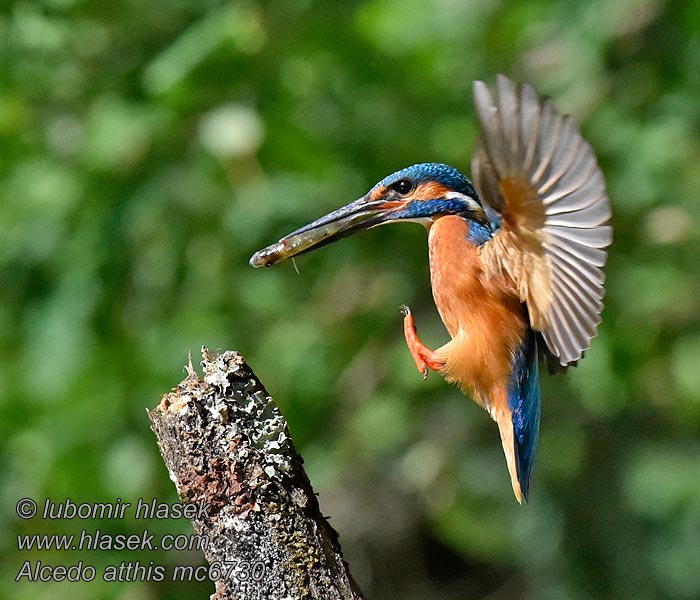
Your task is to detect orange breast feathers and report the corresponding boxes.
[427,216,528,408]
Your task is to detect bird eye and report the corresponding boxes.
[389,179,413,195]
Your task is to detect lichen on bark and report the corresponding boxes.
[148,347,364,600]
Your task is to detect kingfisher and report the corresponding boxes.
[250,75,612,502]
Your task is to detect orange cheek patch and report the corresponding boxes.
[369,185,387,201]
[378,200,407,210]
[414,181,451,200]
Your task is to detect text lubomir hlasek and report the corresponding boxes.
[40,498,211,520]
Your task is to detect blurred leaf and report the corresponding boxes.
[2,1,700,599]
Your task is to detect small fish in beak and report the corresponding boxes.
[249,196,397,268]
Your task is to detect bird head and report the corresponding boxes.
[250,162,489,268]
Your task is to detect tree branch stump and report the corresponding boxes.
[148,347,364,600]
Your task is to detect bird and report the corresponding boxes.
[249,75,612,503]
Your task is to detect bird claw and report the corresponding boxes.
[401,303,444,379]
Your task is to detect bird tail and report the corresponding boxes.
[491,329,541,503]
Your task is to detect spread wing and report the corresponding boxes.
[472,75,612,367]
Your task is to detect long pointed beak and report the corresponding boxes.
[249,196,401,268]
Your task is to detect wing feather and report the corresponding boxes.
[473,82,508,179]
[547,244,606,293]
[546,199,612,228]
[552,262,603,311]
[536,119,581,194]
[547,237,607,267]
[548,224,612,247]
[531,102,563,184]
[473,75,612,366]
[519,84,541,175]
[539,169,604,209]
[496,75,519,173]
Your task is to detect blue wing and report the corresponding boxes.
[507,328,541,502]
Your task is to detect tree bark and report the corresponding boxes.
[148,347,365,600]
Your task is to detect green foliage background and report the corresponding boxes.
[2,1,700,599]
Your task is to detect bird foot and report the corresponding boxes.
[400,305,445,379]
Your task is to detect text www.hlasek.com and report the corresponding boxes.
[18,529,208,552]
